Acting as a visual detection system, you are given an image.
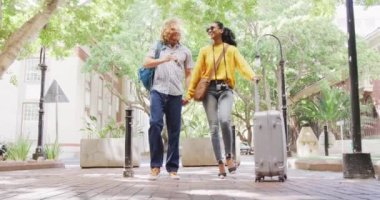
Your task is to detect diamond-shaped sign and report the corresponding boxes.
[44,80,69,103]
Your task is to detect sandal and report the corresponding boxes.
[218,160,227,179]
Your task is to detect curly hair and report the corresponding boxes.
[214,21,237,46]
[160,18,182,44]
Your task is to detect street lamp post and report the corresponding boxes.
[255,34,289,155]
[32,47,47,160]
[342,0,375,179]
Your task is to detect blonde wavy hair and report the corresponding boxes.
[160,18,182,44]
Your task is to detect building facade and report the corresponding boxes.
[0,47,150,160]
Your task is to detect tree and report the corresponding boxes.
[83,0,260,138]
[293,82,350,138]
[229,0,349,145]
[83,0,380,142]
[0,0,62,78]
[217,0,380,147]
[0,0,133,78]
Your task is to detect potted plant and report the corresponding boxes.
[180,104,240,166]
[80,116,140,168]
[294,82,350,155]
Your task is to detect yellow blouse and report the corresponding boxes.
[186,43,255,100]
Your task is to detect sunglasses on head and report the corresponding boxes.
[206,26,217,32]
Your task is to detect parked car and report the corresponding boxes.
[240,142,254,155]
[0,144,7,160]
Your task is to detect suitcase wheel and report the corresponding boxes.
[279,175,286,182]
[255,176,263,182]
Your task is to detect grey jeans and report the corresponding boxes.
[202,82,234,162]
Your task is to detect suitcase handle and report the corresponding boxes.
[254,80,260,112]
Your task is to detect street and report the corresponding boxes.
[0,155,379,200]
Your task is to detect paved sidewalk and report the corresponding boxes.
[0,156,379,200]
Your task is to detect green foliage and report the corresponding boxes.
[181,103,210,138]
[358,0,380,6]
[82,0,380,141]
[99,119,126,138]
[80,116,125,139]
[294,82,350,126]
[80,115,98,138]
[7,137,32,161]
[1,0,134,58]
[44,142,60,160]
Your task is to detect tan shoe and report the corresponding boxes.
[169,172,180,180]
[149,168,160,180]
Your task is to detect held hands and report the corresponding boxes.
[182,99,189,106]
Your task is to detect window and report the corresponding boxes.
[108,98,112,117]
[23,103,39,121]
[24,58,41,82]
[97,113,103,128]
[114,95,120,114]
[98,78,104,112]
[85,91,91,108]
[98,78,104,98]
[85,74,92,108]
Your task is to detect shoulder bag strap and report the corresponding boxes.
[209,44,229,80]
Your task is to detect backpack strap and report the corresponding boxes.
[154,41,163,59]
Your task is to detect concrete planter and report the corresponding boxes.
[296,126,319,157]
[181,137,241,167]
[80,138,140,168]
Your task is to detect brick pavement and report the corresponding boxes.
[0,156,379,200]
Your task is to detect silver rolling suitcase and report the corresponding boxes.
[253,82,287,182]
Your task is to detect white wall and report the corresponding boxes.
[0,61,21,142]
[334,5,380,37]
[322,139,380,157]
[0,51,85,151]
[43,56,84,145]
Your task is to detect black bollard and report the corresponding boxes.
[324,125,329,156]
[232,125,236,159]
[123,109,134,177]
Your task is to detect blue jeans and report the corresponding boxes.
[203,83,234,162]
[148,90,182,172]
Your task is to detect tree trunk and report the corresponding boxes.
[0,1,2,27]
[246,123,253,146]
[0,0,63,78]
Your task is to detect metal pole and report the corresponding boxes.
[55,83,59,144]
[279,58,288,155]
[33,47,47,160]
[342,0,375,179]
[123,109,134,177]
[346,0,361,153]
[232,125,236,160]
[257,34,289,155]
[324,125,329,156]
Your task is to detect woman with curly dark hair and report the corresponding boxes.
[184,21,259,179]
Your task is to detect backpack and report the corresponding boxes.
[138,41,163,91]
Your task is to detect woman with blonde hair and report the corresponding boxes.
[142,18,193,180]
